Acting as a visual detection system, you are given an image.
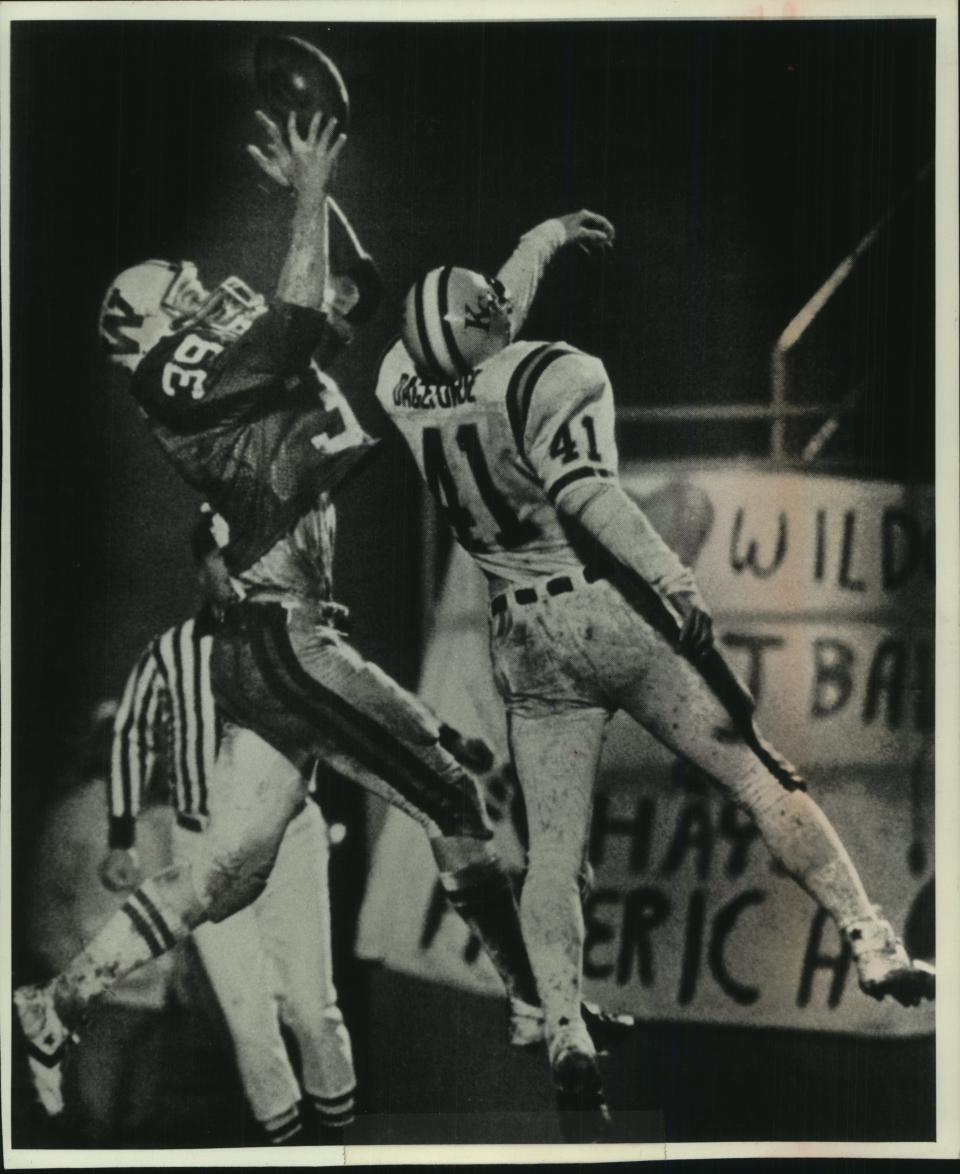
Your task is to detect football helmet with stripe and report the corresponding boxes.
[99,260,266,373]
[401,266,513,384]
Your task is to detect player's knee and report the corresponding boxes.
[207,867,269,923]
[201,850,273,923]
[322,1001,347,1028]
[432,772,495,841]
[523,848,581,900]
[430,832,495,875]
[724,759,786,819]
[431,798,492,854]
[285,998,346,1042]
[526,830,587,876]
[522,861,581,926]
[435,812,494,842]
[512,854,592,904]
[422,794,493,842]
[578,860,595,904]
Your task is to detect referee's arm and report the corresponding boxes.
[108,645,165,850]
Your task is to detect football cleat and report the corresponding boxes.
[14,982,73,1116]
[581,1000,637,1050]
[552,1048,612,1143]
[846,909,936,1007]
[508,997,637,1053]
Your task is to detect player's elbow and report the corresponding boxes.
[554,475,624,523]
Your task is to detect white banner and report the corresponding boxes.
[646,468,934,622]
[356,466,934,1036]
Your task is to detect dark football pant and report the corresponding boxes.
[44,604,532,1042]
[206,601,536,1006]
[211,600,493,842]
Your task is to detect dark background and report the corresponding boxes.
[9,17,935,1145]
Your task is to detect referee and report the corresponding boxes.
[99,511,357,1145]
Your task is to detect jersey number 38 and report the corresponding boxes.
[161,334,224,400]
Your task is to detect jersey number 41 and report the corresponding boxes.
[422,424,538,552]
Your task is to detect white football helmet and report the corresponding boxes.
[401,266,513,384]
[99,260,267,373]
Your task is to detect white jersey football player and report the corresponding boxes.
[375,211,935,1136]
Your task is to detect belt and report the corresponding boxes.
[224,596,351,634]
[289,599,351,633]
[490,565,606,617]
[176,812,207,834]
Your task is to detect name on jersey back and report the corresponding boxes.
[391,371,478,410]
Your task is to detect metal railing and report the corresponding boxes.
[615,161,933,465]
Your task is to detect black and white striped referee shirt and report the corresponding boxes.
[109,607,220,849]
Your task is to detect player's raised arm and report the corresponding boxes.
[248,109,347,310]
[496,210,614,336]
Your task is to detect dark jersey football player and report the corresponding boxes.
[14,111,546,1118]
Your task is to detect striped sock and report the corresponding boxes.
[311,1086,356,1130]
[261,1102,304,1145]
[121,884,181,957]
[52,878,187,1028]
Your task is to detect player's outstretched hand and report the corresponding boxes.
[670,589,714,663]
[99,848,144,893]
[558,210,615,253]
[247,109,347,200]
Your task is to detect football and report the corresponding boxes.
[254,35,350,142]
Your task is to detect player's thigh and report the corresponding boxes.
[509,706,608,867]
[293,617,495,837]
[492,603,608,866]
[612,631,760,788]
[202,725,310,887]
[288,614,439,747]
[239,606,488,839]
[490,603,605,716]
